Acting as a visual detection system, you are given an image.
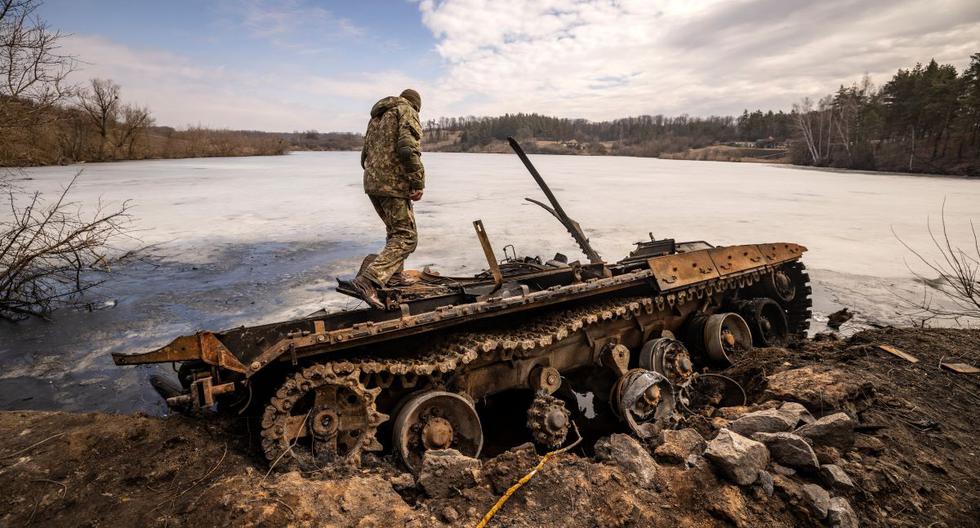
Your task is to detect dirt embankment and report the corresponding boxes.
[1,328,978,527]
[660,145,790,163]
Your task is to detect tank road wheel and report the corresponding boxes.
[393,390,483,473]
[737,298,790,347]
[261,365,387,470]
[639,338,694,387]
[527,392,571,449]
[703,313,753,365]
[611,369,676,439]
[766,268,797,303]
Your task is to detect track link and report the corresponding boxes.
[783,261,813,339]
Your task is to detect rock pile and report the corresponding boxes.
[693,372,862,528]
[405,366,866,527]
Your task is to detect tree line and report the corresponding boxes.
[1,74,291,167]
[424,111,794,157]
[425,54,980,175]
[792,55,980,174]
[0,0,288,167]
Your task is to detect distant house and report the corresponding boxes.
[754,136,778,148]
[560,139,586,150]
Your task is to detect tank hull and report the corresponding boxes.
[112,241,811,469]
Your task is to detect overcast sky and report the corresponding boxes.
[43,0,980,132]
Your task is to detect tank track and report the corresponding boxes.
[783,261,812,339]
[260,262,808,464]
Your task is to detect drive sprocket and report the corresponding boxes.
[527,391,571,448]
[261,364,387,470]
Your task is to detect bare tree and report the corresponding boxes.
[116,103,153,158]
[78,78,120,158]
[0,0,75,129]
[0,171,134,321]
[793,98,821,164]
[793,96,836,165]
[893,203,980,326]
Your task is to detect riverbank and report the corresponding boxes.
[660,145,790,163]
[1,327,977,527]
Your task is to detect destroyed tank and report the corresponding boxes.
[113,138,811,471]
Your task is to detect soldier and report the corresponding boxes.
[351,89,425,309]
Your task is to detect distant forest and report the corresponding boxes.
[423,110,793,156]
[425,54,980,176]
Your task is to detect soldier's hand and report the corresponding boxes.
[409,190,423,201]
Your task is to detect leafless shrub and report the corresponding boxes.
[893,202,980,326]
[0,0,76,130]
[0,170,134,321]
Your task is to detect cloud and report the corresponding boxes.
[418,0,980,120]
[61,34,421,132]
[225,0,364,52]
[52,1,980,132]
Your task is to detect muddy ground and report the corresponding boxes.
[0,327,978,527]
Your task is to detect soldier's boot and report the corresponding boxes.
[352,275,384,310]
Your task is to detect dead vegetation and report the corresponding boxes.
[893,203,980,326]
[0,170,134,320]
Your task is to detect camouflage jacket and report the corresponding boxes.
[361,96,424,198]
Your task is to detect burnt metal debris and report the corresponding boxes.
[113,137,812,471]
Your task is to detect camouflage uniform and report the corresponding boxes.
[360,95,424,287]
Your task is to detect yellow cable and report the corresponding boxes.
[475,423,581,528]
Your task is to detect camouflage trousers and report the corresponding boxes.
[362,195,418,287]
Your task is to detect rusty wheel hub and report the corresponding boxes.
[703,313,753,365]
[421,417,454,450]
[769,270,797,302]
[393,390,483,473]
[311,409,340,436]
[611,369,676,439]
[736,297,790,347]
[639,337,694,387]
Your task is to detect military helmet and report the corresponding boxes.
[400,89,421,111]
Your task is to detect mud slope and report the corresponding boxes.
[0,328,977,528]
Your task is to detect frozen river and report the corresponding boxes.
[2,152,979,414]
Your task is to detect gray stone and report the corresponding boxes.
[778,401,815,425]
[765,366,872,411]
[828,496,859,528]
[704,429,770,486]
[655,428,707,464]
[418,449,481,499]
[439,506,460,524]
[795,412,855,451]
[751,432,819,470]
[756,470,774,496]
[814,445,843,465]
[854,434,885,454]
[819,464,855,490]
[801,483,831,519]
[771,463,796,476]
[595,433,658,488]
[729,408,797,436]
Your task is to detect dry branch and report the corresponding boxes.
[0,169,135,321]
[893,201,980,326]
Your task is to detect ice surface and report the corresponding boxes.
[2,152,978,413]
